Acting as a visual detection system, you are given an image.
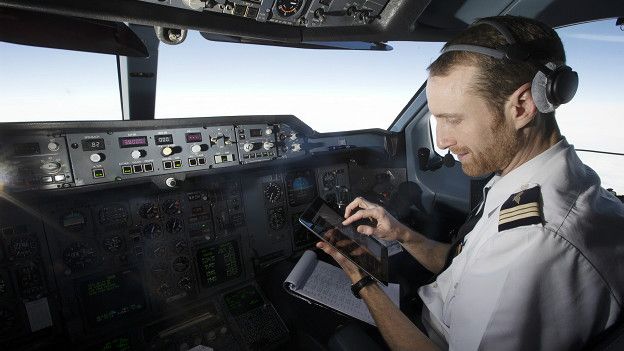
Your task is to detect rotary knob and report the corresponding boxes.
[131,150,146,159]
[265,128,273,135]
[290,133,298,140]
[263,142,274,150]
[89,153,105,163]
[161,147,174,157]
[291,143,302,152]
[40,162,61,174]
[191,145,202,153]
[243,143,254,152]
[47,142,60,152]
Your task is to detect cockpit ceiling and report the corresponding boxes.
[0,0,622,44]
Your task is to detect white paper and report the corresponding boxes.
[25,297,53,332]
[284,250,400,326]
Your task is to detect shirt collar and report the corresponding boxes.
[481,138,570,217]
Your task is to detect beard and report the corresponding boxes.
[453,117,522,177]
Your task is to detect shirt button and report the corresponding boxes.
[432,283,438,288]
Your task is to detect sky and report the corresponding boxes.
[0,18,622,191]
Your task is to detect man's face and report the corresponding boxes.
[426,65,521,177]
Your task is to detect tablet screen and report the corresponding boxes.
[300,197,388,284]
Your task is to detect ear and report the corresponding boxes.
[505,82,538,130]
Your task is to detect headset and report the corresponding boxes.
[441,19,578,113]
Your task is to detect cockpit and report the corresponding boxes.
[0,0,623,350]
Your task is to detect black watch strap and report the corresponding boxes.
[351,275,376,299]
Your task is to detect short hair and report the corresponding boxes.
[428,15,566,118]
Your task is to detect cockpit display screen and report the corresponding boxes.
[196,240,242,288]
[224,285,264,316]
[77,270,147,327]
[286,170,317,207]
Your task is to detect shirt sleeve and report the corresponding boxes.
[447,226,619,351]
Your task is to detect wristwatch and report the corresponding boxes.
[350,275,376,299]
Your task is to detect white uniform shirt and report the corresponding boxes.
[418,139,624,350]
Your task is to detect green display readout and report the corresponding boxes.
[197,240,242,288]
[78,270,146,327]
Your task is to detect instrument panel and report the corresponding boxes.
[0,116,404,350]
[139,0,390,28]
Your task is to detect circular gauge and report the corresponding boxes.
[276,0,303,17]
[63,242,99,271]
[174,240,188,254]
[98,204,128,225]
[178,276,193,291]
[264,182,283,204]
[163,199,181,216]
[9,235,38,259]
[172,256,190,272]
[322,172,337,189]
[15,264,44,299]
[102,235,124,253]
[152,246,167,259]
[142,223,162,239]
[0,307,17,336]
[166,218,183,234]
[268,208,286,231]
[139,203,159,219]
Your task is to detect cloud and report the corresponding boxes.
[565,33,624,43]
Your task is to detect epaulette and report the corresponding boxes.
[499,185,543,232]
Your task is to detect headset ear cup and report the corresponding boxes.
[531,70,555,113]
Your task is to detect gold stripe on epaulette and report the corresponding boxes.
[499,211,541,225]
[499,202,539,215]
[499,205,540,220]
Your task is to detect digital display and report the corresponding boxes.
[13,142,40,156]
[300,197,388,284]
[82,138,105,151]
[224,285,264,317]
[118,136,148,148]
[185,132,203,143]
[77,270,146,327]
[154,134,174,145]
[196,240,242,288]
[286,170,317,207]
[249,129,262,137]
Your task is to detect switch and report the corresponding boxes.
[90,153,105,163]
[291,143,302,152]
[47,142,60,152]
[265,127,273,135]
[54,174,66,182]
[243,143,254,152]
[263,141,274,150]
[290,133,298,140]
[161,147,174,157]
[131,150,146,159]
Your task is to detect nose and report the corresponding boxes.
[435,119,456,150]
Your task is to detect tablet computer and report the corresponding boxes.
[299,197,388,284]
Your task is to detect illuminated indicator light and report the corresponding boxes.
[122,166,133,174]
[173,160,182,168]
[92,169,105,178]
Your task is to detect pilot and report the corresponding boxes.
[317,15,624,350]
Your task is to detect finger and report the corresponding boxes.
[350,246,367,256]
[342,208,377,226]
[317,242,357,271]
[344,197,370,218]
[356,225,375,236]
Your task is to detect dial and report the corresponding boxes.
[63,242,99,271]
[152,246,167,259]
[102,235,124,253]
[8,235,38,259]
[142,223,162,239]
[322,171,337,189]
[264,182,283,204]
[268,207,286,231]
[163,199,181,215]
[139,203,159,219]
[166,218,183,234]
[98,204,128,225]
[178,276,193,291]
[172,256,190,272]
[276,0,302,17]
[174,240,188,254]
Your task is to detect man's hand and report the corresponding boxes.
[342,197,411,243]
[316,241,366,284]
